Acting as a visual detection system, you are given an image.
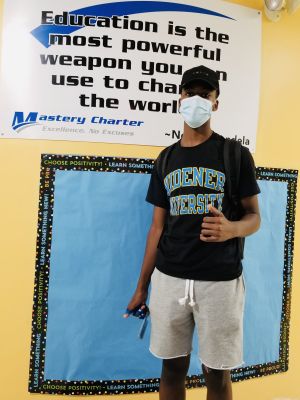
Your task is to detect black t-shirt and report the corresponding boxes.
[146,132,261,281]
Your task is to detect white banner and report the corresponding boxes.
[0,0,261,151]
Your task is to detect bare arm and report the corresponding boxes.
[233,195,261,237]
[124,206,166,316]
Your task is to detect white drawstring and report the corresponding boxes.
[178,279,196,307]
[178,279,189,305]
[188,280,196,307]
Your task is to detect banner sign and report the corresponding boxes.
[1,0,261,150]
[28,154,297,395]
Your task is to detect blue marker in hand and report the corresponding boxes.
[123,304,150,339]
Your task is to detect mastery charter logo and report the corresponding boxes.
[12,111,86,131]
[11,111,144,132]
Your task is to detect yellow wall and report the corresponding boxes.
[1,0,300,399]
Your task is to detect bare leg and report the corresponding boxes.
[202,364,233,400]
[159,355,190,400]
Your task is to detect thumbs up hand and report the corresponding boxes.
[200,204,237,242]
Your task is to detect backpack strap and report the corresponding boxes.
[156,142,177,182]
[223,138,241,201]
[223,138,245,259]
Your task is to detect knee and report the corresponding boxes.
[202,365,231,392]
[161,356,190,383]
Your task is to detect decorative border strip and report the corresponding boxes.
[28,156,298,395]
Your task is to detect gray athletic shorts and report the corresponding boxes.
[149,268,246,370]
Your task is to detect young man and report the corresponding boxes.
[124,65,261,400]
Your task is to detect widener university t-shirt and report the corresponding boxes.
[146,132,261,281]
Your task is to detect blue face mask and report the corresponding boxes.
[179,95,213,129]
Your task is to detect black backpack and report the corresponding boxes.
[157,137,245,259]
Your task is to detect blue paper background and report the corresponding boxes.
[44,170,287,380]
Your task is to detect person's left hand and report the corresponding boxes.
[200,204,236,242]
